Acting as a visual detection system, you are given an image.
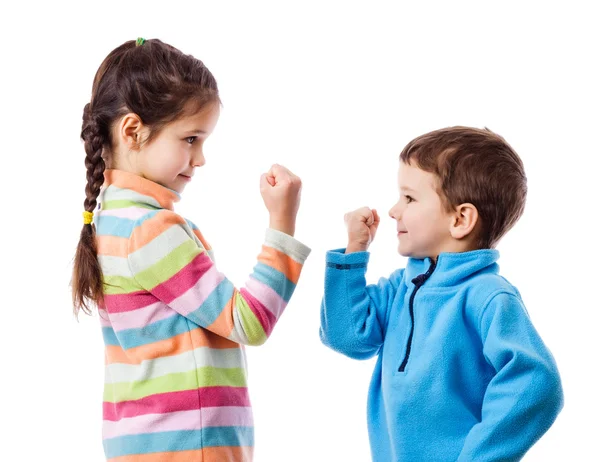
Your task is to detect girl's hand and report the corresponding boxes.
[260,164,302,236]
[344,207,380,253]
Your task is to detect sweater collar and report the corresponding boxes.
[101,169,180,211]
[405,249,500,288]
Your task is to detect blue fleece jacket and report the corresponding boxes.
[320,249,563,461]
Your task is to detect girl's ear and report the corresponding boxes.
[118,113,146,150]
[449,203,479,240]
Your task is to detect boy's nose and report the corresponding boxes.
[389,203,400,220]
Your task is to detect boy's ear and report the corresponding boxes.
[118,113,146,150]
[449,203,479,240]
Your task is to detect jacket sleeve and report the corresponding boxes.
[125,210,311,346]
[319,248,404,360]
[457,291,564,461]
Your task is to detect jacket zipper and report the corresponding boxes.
[398,259,437,372]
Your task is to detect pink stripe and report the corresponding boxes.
[100,207,150,220]
[109,300,175,331]
[152,253,214,304]
[99,309,111,327]
[103,409,200,439]
[103,387,251,421]
[170,265,225,316]
[105,291,158,313]
[102,407,253,439]
[244,277,288,319]
[240,288,276,337]
[202,406,253,427]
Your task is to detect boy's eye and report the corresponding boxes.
[405,195,415,203]
[185,136,197,144]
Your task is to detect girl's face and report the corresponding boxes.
[388,161,457,259]
[125,102,220,194]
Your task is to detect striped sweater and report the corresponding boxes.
[94,169,311,462]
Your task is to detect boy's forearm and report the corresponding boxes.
[320,249,398,359]
[458,292,564,460]
[457,360,563,461]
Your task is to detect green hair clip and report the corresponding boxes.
[136,37,146,46]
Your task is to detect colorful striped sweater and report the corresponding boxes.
[94,169,311,462]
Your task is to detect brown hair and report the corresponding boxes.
[399,126,527,249]
[72,38,220,316]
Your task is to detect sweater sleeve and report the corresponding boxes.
[126,210,311,346]
[457,292,564,461]
[319,248,404,360]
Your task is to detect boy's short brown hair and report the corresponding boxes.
[399,126,527,249]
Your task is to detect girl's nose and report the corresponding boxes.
[192,152,206,167]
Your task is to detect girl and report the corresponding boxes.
[72,38,311,462]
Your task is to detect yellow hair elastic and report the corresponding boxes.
[83,211,94,225]
[136,37,146,46]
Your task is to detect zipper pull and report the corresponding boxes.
[411,273,428,286]
[411,260,437,287]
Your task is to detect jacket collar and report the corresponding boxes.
[100,169,180,211]
[405,249,500,288]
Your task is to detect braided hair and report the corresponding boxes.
[72,38,220,316]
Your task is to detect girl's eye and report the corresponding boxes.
[185,136,197,144]
[405,195,414,203]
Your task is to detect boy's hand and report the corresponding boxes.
[260,164,302,236]
[344,207,380,253]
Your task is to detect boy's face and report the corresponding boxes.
[388,161,456,260]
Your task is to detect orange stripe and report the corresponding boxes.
[104,169,179,210]
[203,446,253,461]
[206,292,238,339]
[97,235,129,258]
[108,446,252,462]
[258,245,303,284]
[105,327,239,365]
[128,211,189,252]
[192,228,212,251]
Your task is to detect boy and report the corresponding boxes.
[320,127,563,461]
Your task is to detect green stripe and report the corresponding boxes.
[134,240,201,289]
[102,200,156,210]
[103,275,140,295]
[103,366,247,403]
[103,239,203,295]
[236,293,267,344]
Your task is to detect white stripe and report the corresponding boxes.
[128,224,197,274]
[265,228,311,263]
[104,346,245,384]
[100,207,152,220]
[103,185,162,208]
[98,254,131,277]
[207,249,215,262]
[230,300,250,345]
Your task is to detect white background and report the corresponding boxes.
[1,1,598,460]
